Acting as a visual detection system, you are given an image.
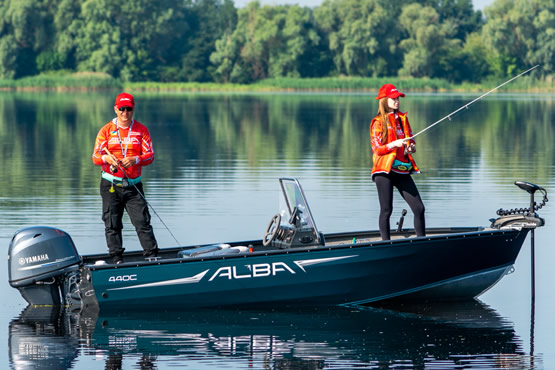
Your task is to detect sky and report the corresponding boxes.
[234,0,494,11]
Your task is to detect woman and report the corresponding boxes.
[370,84,425,240]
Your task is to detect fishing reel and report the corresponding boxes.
[491,181,547,229]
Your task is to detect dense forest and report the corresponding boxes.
[0,0,552,84]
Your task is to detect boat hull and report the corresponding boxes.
[82,228,529,310]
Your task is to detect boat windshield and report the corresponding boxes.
[278,178,321,244]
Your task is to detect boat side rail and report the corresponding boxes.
[83,227,525,271]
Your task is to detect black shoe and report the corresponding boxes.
[113,256,123,264]
[143,248,159,258]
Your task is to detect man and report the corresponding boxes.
[92,92,158,264]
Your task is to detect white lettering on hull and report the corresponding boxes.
[104,255,357,291]
[208,262,296,281]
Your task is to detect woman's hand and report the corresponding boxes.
[388,138,408,149]
[406,142,416,153]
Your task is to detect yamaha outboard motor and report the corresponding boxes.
[8,227,81,305]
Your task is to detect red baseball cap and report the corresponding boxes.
[376,84,405,100]
[115,93,135,108]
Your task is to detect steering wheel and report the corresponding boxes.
[263,214,281,246]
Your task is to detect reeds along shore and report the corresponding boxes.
[0,73,552,93]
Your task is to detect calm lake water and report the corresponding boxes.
[1,91,554,369]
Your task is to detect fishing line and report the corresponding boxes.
[408,64,541,139]
[104,148,181,246]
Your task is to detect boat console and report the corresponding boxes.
[263,178,324,249]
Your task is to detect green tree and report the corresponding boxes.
[180,0,237,82]
[210,1,320,83]
[314,0,403,77]
[399,3,466,81]
[419,0,483,39]
[36,51,66,72]
[74,0,191,81]
[0,0,57,77]
[210,32,241,83]
[270,5,320,77]
[531,0,555,74]
[482,0,555,76]
[51,0,83,71]
[0,34,18,78]
[459,31,493,82]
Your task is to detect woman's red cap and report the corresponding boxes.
[376,84,405,100]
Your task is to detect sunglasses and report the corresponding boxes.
[118,107,133,112]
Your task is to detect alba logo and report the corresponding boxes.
[208,262,295,281]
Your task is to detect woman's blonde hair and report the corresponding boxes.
[377,97,394,143]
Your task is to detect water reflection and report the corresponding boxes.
[9,301,536,369]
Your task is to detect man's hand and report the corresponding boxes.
[103,153,119,166]
[120,156,137,168]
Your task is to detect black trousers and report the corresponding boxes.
[374,172,426,240]
[100,178,158,257]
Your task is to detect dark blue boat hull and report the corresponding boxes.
[81,228,529,310]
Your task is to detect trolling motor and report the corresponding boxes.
[491,181,548,229]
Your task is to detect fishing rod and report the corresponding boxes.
[408,64,540,139]
[104,148,181,246]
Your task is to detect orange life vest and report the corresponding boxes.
[370,111,420,180]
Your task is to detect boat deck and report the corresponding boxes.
[82,227,484,267]
[325,233,415,246]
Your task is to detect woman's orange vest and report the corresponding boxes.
[370,111,420,180]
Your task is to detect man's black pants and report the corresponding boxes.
[100,178,158,258]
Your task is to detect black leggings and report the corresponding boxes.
[374,172,425,240]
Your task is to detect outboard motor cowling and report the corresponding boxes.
[8,227,81,305]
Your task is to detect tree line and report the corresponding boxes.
[0,0,552,84]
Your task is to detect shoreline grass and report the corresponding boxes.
[0,72,552,93]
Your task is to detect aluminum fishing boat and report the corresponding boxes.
[8,178,547,312]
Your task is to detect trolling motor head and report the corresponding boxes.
[491,181,548,229]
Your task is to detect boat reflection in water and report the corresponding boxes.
[9,301,536,369]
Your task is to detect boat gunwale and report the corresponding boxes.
[83,226,524,271]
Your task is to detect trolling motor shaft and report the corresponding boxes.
[514,181,548,216]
